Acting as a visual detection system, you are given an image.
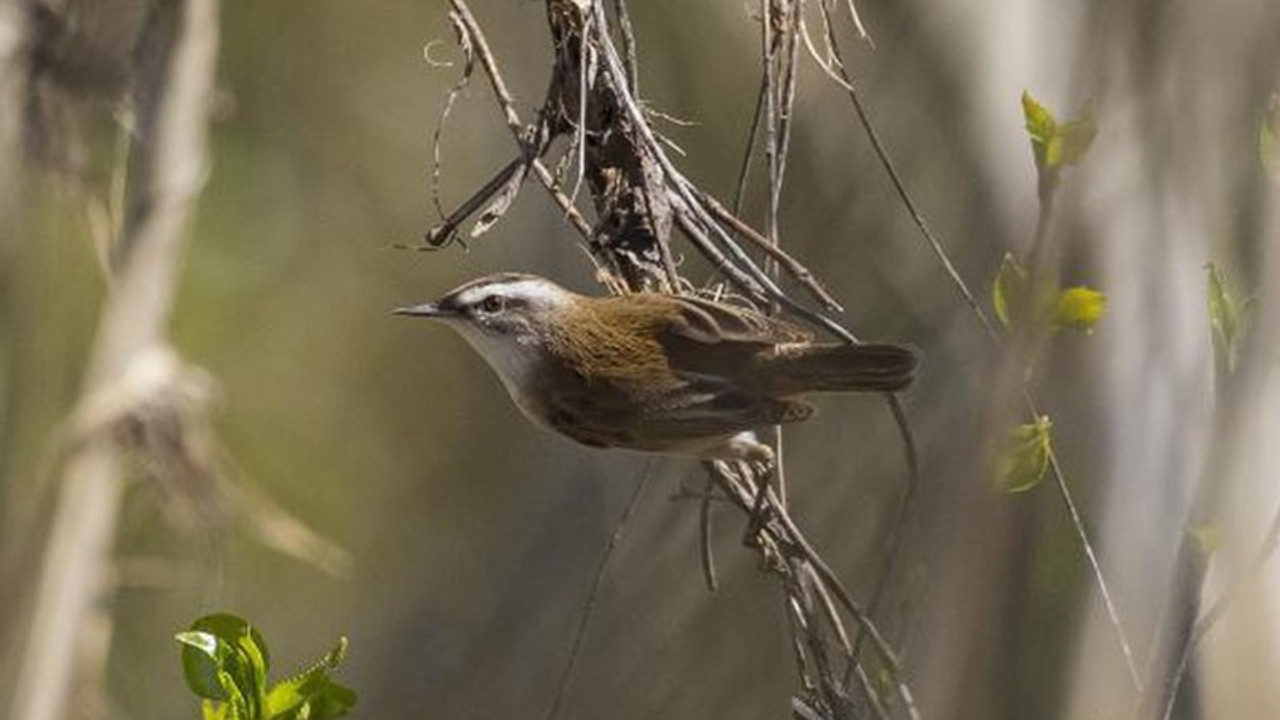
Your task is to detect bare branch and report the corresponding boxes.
[544,462,653,720]
[7,3,220,720]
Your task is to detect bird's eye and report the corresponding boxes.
[480,295,504,313]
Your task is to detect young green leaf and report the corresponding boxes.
[177,614,273,720]
[1055,112,1098,167]
[992,252,1029,330]
[175,631,232,701]
[265,637,357,720]
[993,416,1054,494]
[1022,91,1098,170]
[1022,91,1055,144]
[1022,91,1056,170]
[179,613,358,720]
[1054,286,1107,333]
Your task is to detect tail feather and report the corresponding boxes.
[761,343,919,394]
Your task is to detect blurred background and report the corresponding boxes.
[2,1,1279,719]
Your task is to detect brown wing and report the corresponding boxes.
[551,293,817,450]
[641,294,813,438]
[659,294,812,346]
[639,294,805,382]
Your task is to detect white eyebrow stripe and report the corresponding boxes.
[453,286,489,306]
[454,279,566,307]
[504,279,565,303]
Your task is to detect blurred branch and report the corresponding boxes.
[0,1,23,207]
[1147,254,1277,716]
[545,461,652,720]
[1161,492,1280,720]
[6,4,219,720]
[810,0,1143,693]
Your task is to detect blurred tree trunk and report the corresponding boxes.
[5,3,220,720]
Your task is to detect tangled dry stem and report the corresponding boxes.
[427,1,921,718]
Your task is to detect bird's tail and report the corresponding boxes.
[761,343,919,394]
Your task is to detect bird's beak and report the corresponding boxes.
[392,302,456,318]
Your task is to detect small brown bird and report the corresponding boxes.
[395,273,917,463]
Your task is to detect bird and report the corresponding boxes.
[394,273,917,464]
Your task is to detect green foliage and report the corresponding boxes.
[992,252,1029,330]
[993,416,1054,494]
[1262,93,1279,179]
[176,614,356,720]
[1206,264,1246,377]
[1053,286,1107,333]
[1021,91,1097,172]
[993,255,1106,336]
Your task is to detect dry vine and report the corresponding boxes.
[422,1,920,718]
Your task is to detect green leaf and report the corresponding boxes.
[1022,91,1056,144]
[180,614,356,720]
[1054,286,1107,333]
[992,252,1029,330]
[1022,91,1097,170]
[265,638,345,717]
[266,637,357,720]
[1056,111,1098,167]
[176,631,231,701]
[1022,91,1056,169]
[993,416,1053,494]
[286,683,358,720]
[178,614,272,720]
[1207,264,1243,376]
[1262,93,1279,179]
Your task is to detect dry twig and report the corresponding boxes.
[427,2,924,717]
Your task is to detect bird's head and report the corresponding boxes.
[394,273,576,374]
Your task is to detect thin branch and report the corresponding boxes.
[565,9,591,206]
[733,80,767,215]
[815,0,1141,691]
[848,392,918,664]
[429,18,477,225]
[785,596,820,696]
[544,461,653,720]
[697,187,843,312]
[761,0,780,264]
[1159,494,1280,720]
[609,0,640,93]
[672,208,768,300]
[765,490,904,679]
[7,3,220,720]
[699,475,718,591]
[1038,405,1142,690]
[446,0,596,245]
[765,487,921,720]
[813,5,1000,346]
[842,0,871,46]
[420,157,524,247]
